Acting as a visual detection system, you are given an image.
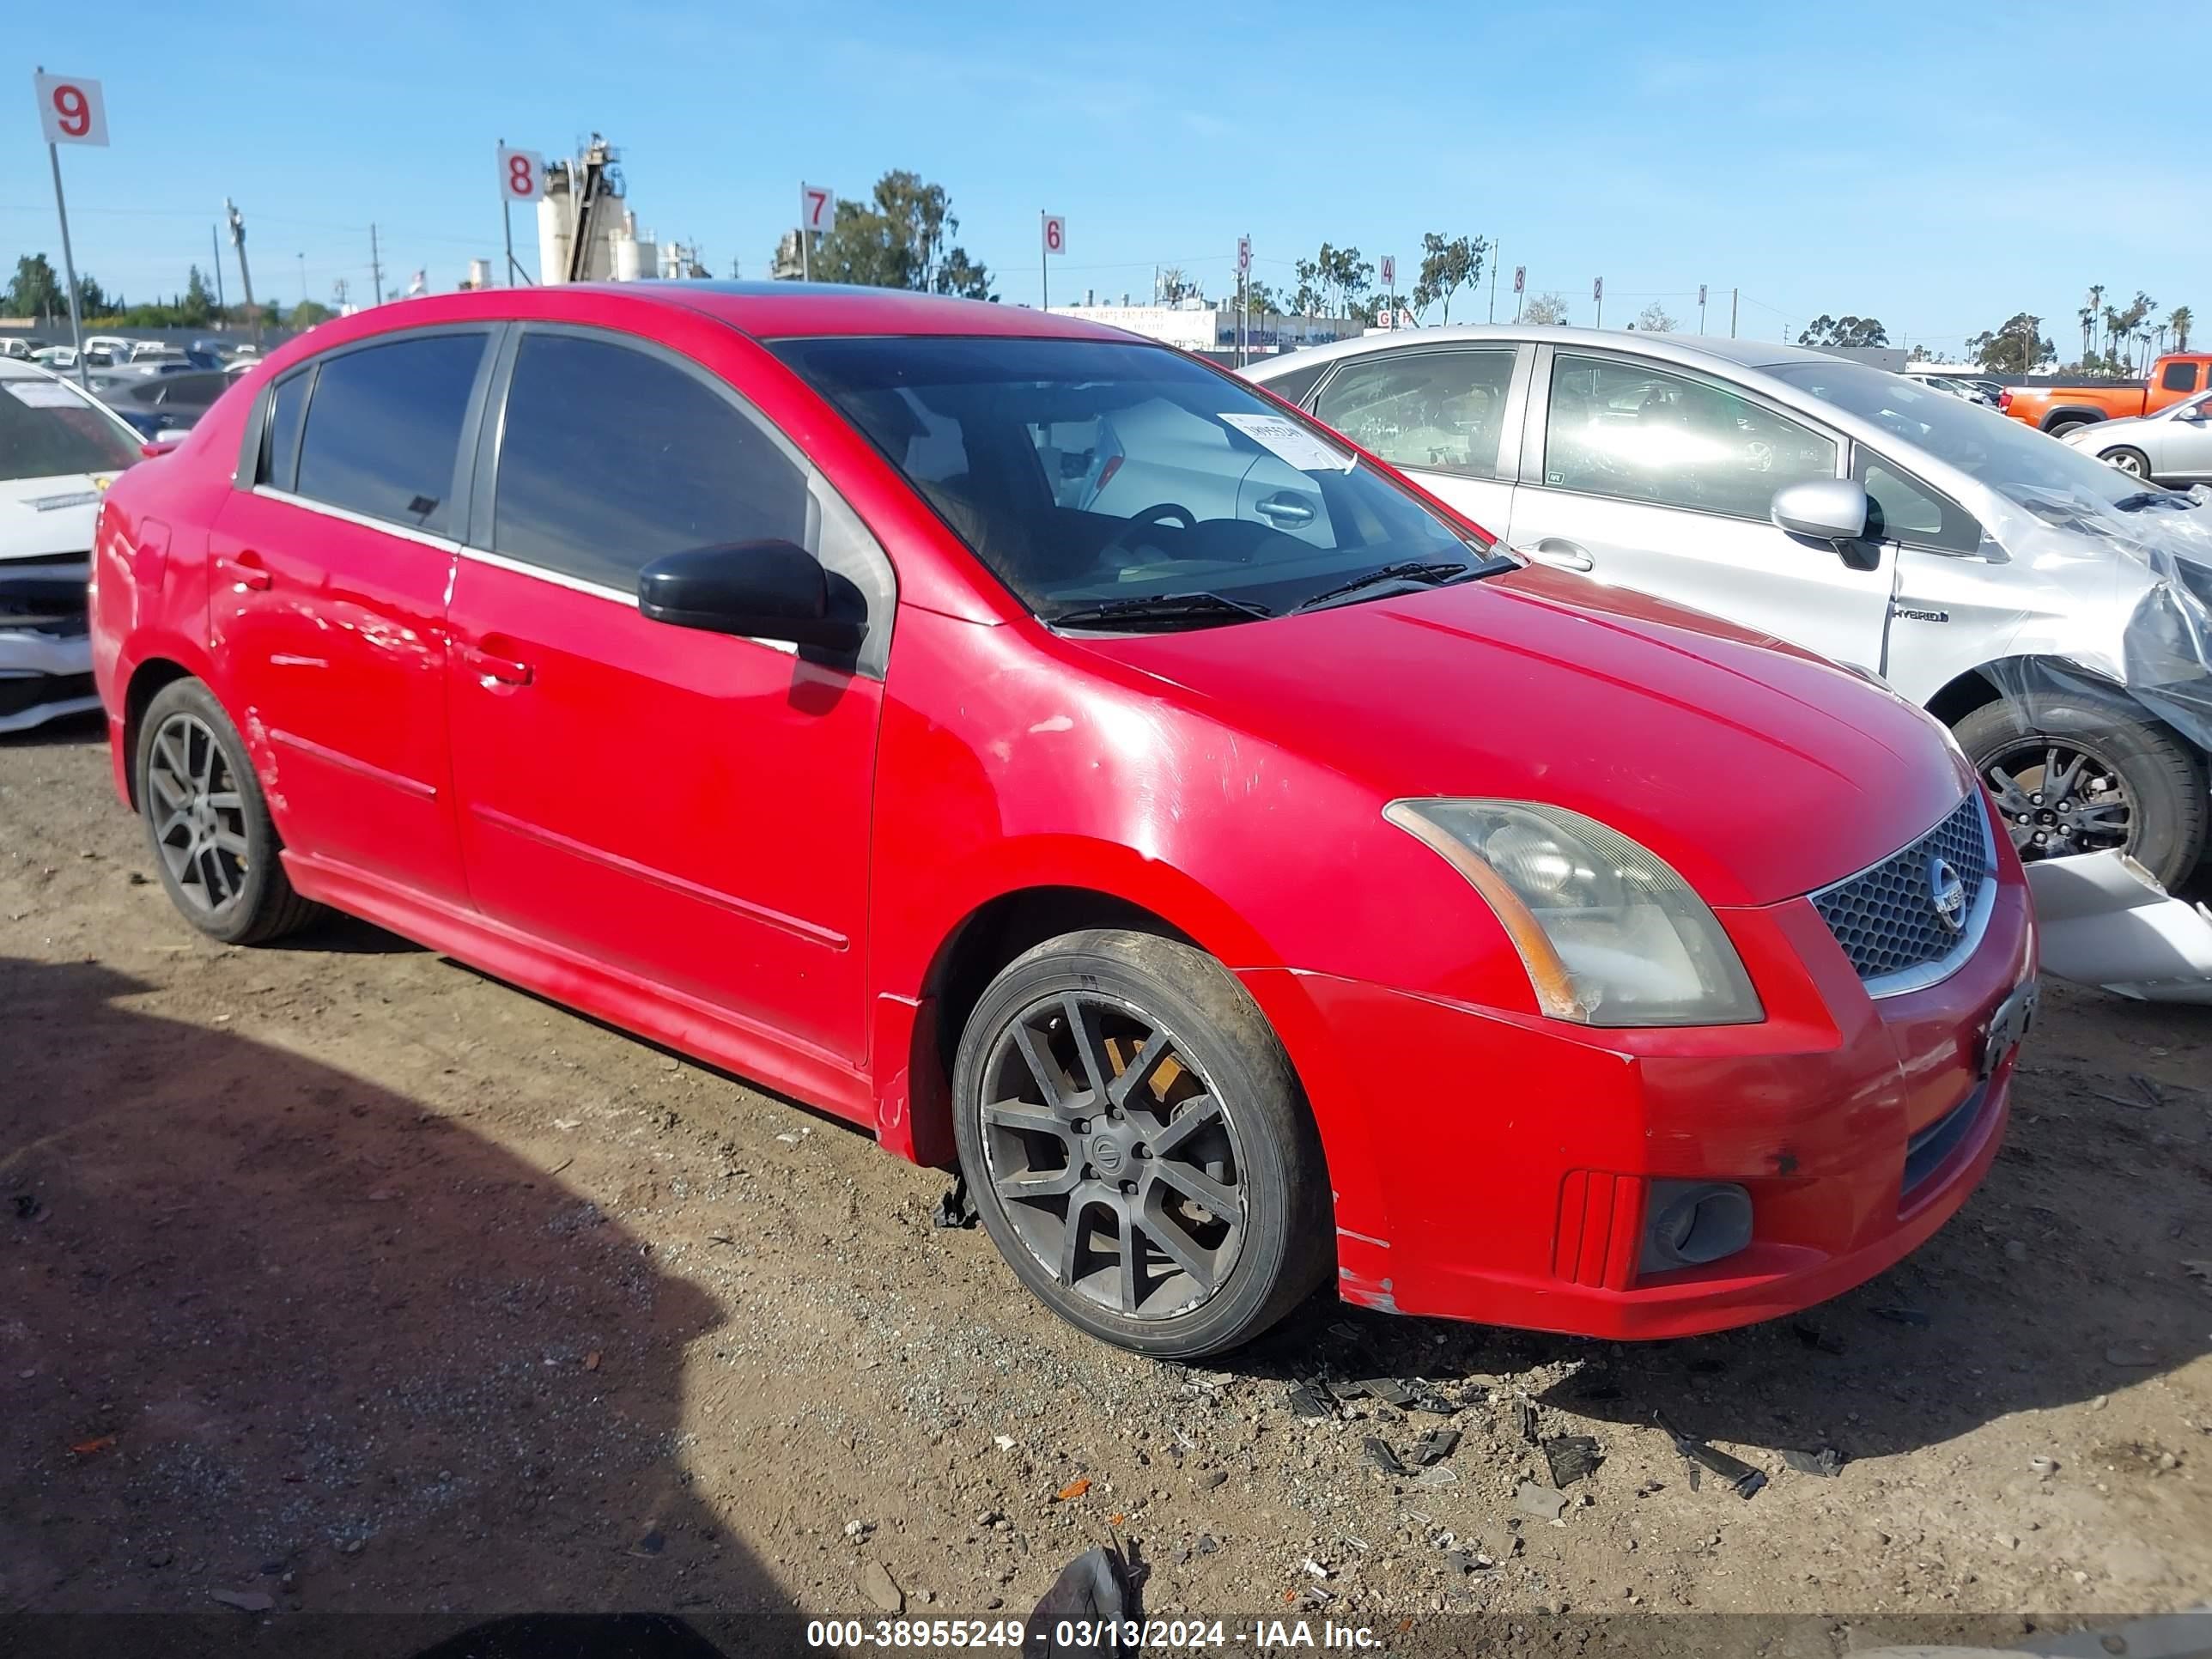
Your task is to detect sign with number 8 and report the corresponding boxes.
[34,72,108,147]
[497,146,546,204]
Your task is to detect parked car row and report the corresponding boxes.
[1243,326,2212,887]
[81,284,2040,1361]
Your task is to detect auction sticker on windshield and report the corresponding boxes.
[7,381,82,409]
[1218,411,1355,472]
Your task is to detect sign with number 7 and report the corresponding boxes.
[800,183,836,234]
[34,72,108,147]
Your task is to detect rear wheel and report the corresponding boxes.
[951,929,1330,1358]
[1954,692,2206,887]
[2047,418,2093,438]
[136,678,319,944]
[2100,446,2153,480]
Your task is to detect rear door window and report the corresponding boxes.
[292,332,489,536]
[1311,349,1517,478]
[259,372,310,491]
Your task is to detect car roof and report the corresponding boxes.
[0,357,58,381]
[1244,324,1848,380]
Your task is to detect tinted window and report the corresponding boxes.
[0,376,140,480]
[775,335,1499,622]
[260,372,309,490]
[493,332,810,591]
[161,372,228,406]
[1543,354,1836,519]
[2161,360,2199,392]
[1856,453,1982,553]
[1312,349,1516,478]
[1254,356,1331,407]
[294,333,486,534]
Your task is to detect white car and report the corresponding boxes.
[0,361,145,732]
[2064,388,2212,488]
[1249,327,2212,884]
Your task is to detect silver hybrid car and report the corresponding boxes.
[1247,327,2212,885]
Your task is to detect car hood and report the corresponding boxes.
[0,471,117,562]
[1080,568,1972,908]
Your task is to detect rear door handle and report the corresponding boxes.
[456,641,533,686]
[215,550,271,591]
[1518,538,1594,572]
[1254,494,1316,526]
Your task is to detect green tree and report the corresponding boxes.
[1156,265,1198,304]
[2171,306,2193,352]
[1410,232,1486,325]
[2080,284,2104,362]
[289,299,334,329]
[74,273,112,317]
[4,253,67,320]
[1636,301,1678,332]
[1241,278,1279,317]
[1967,313,2052,374]
[793,171,995,301]
[178,265,216,327]
[1797,314,1888,348]
[1521,290,1570,325]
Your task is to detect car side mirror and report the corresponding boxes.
[1771,478,1881,572]
[637,540,866,653]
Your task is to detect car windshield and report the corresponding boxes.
[0,375,141,480]
[1767,361,2143,510]
[771,335,1495,623]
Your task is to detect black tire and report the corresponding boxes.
[951,928,1330,1358]
[1954,692,2207,887]
[2046,416,2094,438]
[2100,445,2154,481]
[136,678,319,945]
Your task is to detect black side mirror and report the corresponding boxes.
[637,540,866,653]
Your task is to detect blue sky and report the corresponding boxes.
[11,0,2206,357]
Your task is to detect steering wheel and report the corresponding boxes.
[1129,503,1197,531]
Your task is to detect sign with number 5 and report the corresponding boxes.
[34,72,108,147]
[497,146,545,204]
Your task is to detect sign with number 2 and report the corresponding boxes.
[497,146,545,204]
[34,72,108,147]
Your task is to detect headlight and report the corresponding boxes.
[1384,799,1763,1027]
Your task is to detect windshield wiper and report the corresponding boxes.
[1291,554,1514,614]
[2112,489,2192,513]
[1045,591,1273,630]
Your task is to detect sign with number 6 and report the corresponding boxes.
[34,72,108,147]
[497,146,546,204]
[800,183,836,234]
[1042,214,1066,256]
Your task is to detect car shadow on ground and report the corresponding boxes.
[1220,1011,2211,1462]
[0,956,794,1658]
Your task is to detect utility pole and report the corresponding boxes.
[297,251,307,303]
[225,198,260,344]
[1729,287,1739,339]
[369,223,384,306]
[210,223,227,319]
[1488,240,1498,323]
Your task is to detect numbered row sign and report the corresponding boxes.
[34,71,107,147]
[1237,234,1251,276]
[801,182,836,234]
[1379,254,1396,291]
[1042,213,1065,255]
[498,145,546,204]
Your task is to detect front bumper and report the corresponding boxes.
[0,627,97,734]
[1241,858,2037,1340]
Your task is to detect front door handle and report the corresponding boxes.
[456,641,533,686]
[1254,494,1316,526]
[1519,538,1595,572]
[215,550,271,591]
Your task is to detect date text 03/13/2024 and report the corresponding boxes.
[803,1618,1383,1649]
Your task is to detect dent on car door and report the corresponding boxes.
[209,328,493,902]
[1504,349,1893,672]
[1307,345,1524,536]
[445,325,890,1063]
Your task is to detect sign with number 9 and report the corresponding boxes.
[497,146,546,204]
[34,72,108,147]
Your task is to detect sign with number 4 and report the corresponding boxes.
[497,146,545,204]
[35,72,107,147]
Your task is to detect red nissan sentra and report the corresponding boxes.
[88,284,2037,1358]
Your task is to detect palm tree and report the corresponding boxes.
[2081,283,2104,361]
[2170,306,2192,352]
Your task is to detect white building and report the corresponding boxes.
[1045,300,1364,356]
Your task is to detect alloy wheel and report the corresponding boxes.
[147,711,251,913]
[2111,452,2148,477]
[978,991,1246,1322]
[1982,738,2135,860]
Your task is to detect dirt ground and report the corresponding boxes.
[3,714,2209,1651]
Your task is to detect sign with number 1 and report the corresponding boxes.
[497,146,545,203]
[34,72,107,147]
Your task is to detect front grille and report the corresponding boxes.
[0,556,90,635]
[0,672,94,719]
[1810,795,1992,991]
[1902,1082,1986,1197]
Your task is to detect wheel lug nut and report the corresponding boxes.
[1120,1181,1138,1196]
[1133,1144,1150,1159]
[2031,793,2044,805]
[1072,1119,1088,1135]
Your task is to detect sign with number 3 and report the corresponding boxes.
[34,72,108,147]
[497,146,545,204]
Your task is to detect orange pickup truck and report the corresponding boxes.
[2000,353,2212,435]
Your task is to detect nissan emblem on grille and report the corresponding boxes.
[1808,796,1992,987]
[1927,854,1967,933]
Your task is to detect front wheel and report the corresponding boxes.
[2100,446,2152,480]
[951,929,1330,1358]
[1955,693,2207,887]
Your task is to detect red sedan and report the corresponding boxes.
[88,283,2036,1358]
